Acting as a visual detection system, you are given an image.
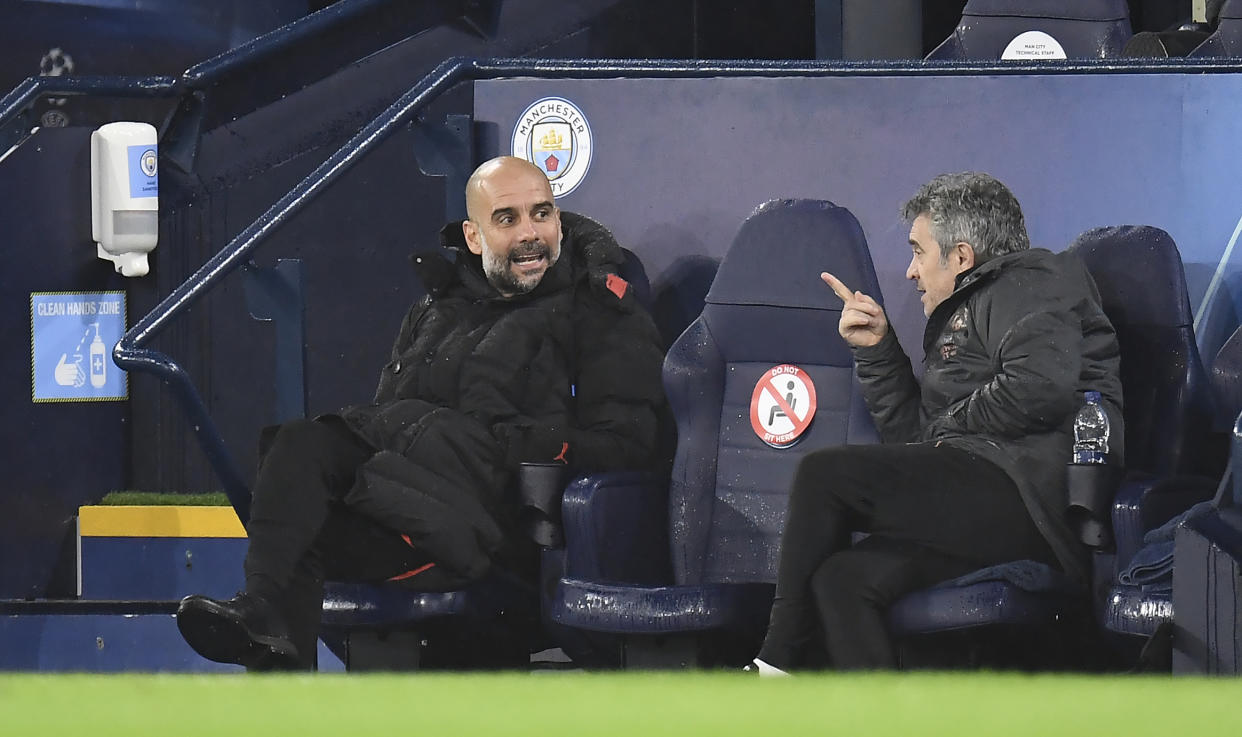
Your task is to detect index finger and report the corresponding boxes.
[820,272,854,303]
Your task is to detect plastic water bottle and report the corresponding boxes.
[1072,391,1109,464]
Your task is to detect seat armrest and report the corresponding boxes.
[1113,473,1219,567]
[1171,506,1242,673]
[1179,507,1242,559]
[518,462,573,547]
[560,470,670,585]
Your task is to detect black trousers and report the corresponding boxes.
[756,442,1058,670]
[242,418,433,665]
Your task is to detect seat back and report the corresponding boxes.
[1067,226,1217,478]
[665,200,881,586]
[927,0,1132,61]
[1191,0,1242,57]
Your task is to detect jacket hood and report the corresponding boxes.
[955,247,1072,292]
[934,248,1067,318]
[926,248,1088,354]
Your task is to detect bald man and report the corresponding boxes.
[176,157,668,669]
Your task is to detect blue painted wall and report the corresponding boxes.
[475,73,1242,366]
[11,67,1242,600]
[0,129,129,598]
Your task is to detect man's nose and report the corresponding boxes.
[905,259,918,281]
[517,216,539,241]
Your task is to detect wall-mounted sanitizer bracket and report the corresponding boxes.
[91,122,158,277]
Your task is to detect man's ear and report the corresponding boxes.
[953,242,976,272]
[462,219,483,255]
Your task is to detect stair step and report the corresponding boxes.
[78,506,246,600]
[0,599,343,672]
[78,505,245,537]
[0,599,238,672]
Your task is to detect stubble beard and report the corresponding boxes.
[480,233,562,296]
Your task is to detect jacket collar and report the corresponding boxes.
[410,211,622,301]
[930,249,1038,317]
[922,249,1038,349]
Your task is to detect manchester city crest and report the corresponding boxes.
[140,149,158,177]
[511,97,593,197]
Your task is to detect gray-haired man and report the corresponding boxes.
[750,172,1123,673]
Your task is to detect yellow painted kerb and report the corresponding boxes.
[79,506,246,538]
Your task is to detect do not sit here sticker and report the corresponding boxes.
[750,364,817,448]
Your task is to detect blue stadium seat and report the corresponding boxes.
[544,199,882,667]
[1075,227,1223,640]
[1190,0,1242,56]
[927,0,1132,61]
[1098,319,1242,650]
[319,571,539,670]
[887,226,1223,662]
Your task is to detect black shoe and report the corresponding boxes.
[177,592,300,670]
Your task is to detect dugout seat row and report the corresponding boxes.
[313,198,1230,671]
[541,203,1230,670]
[929,0,1242,62]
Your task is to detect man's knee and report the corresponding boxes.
[268,418,343,456]
[790,446,889,514]
[257,419,366,491]
[794,445,884,488]
[810,549,902,609]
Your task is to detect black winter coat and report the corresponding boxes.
[852,248,1123,583]
[330,212,667,586]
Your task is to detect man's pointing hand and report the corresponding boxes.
[821,271,888,348]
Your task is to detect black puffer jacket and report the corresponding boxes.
[332,212,667,586]
[852,248,1123,583]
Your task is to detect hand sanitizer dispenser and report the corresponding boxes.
[91,121,158,277]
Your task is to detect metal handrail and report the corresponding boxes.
[0,74,178,121]
[0,0,486,156]
[0,75,179,154]
[112,54,1242,519]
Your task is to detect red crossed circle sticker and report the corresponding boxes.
[750,364,818,448]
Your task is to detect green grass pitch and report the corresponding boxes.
[3,672,1240,736]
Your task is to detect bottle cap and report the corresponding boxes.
[1085,390,1102,403]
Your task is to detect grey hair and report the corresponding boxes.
[901,172,1030,264]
